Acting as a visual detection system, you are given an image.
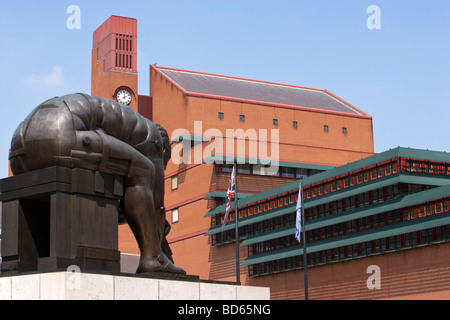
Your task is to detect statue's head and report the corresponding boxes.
[155,123,171,169]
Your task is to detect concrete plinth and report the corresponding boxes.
[0,272,270,300]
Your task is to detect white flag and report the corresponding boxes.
[295,183,302,243]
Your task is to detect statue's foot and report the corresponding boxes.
[138,252,186,275]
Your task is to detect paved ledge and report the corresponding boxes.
[0,272,270,300]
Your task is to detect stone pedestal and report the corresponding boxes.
[0,167,123,275]
[0,272,270,300]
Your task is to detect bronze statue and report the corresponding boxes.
[9,93,186,274]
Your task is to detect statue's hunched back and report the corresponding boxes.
[9,93,185,274]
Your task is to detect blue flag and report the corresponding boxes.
[295,183,302,243]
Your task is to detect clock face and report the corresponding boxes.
[116,90,132,105]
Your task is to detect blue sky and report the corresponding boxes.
[0,0,449,178]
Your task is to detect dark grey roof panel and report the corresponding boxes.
[158,68,364,115]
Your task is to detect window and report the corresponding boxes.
[293,121,298,128]
[273,119,278,125]
[385,165,391,175]
[324,125,329,132]
[240,115,245,121]
[172,208,179,223]
[218,112,224,119]
[171,175,178,190]
[253,164,266,176]
[344,178,350,188]
[296,168,308,179]
[237,164,250,174]
[252,165,278,177]
[342,127,347,134]
[222,164,233,172]
[281,167,295,178]
[371,170,377,179]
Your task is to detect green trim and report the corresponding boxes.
[203,191,255,200]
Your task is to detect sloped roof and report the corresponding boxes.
[152,65,371,118]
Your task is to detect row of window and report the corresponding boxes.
[303,157,450,201]
[305,183,427,221]
[404,160,450,175]
[304,160,400,201]
[115,34,133,69]
[324,125,347,133]
[115,53,132,69]
[217,112,347,132]
[115,34,133,52]
[213,193,297,228]
[249,225,450,277]
[218,163,323,179]
[402,199,450,220]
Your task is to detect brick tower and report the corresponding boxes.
[91,16,139,112]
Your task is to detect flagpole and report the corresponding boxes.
[300,180,309,300]
[234,161,240,284]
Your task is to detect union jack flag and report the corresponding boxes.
[222,165,236,228]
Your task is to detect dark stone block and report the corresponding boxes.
[0,167,122,274]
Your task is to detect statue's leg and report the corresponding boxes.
[123,168,184,274]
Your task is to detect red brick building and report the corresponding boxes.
[89,16,450,299]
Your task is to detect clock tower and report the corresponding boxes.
[91,16,139,112]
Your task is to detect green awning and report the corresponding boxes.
[241,211,450,266]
